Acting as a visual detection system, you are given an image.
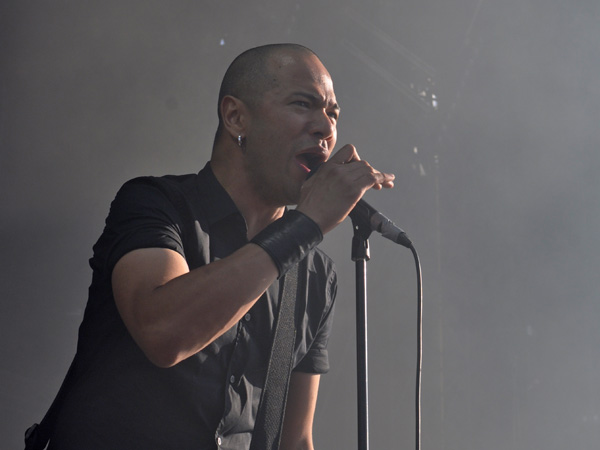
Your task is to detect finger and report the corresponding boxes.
[326,144,359,164]
[372,179,395,190]
[378,171,395,186]
[382,179,395,189]
[346,161,395,187]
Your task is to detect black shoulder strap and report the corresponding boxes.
[168,177,300,449]
[250,263,300,450]
[158,177,300,449]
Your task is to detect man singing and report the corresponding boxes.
[43,43,394,450]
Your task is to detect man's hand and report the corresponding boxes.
[296,144,395,235]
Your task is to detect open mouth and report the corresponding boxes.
[295,149,327,174]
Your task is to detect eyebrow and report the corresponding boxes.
[292,92,341,112]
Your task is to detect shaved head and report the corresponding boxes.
[214,44,320,142]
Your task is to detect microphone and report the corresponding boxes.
[349,199,413,248]
[306,165,412,248]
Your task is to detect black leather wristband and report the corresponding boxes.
[250,210,323,278]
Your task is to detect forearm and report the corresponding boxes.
[279,373,320,450]
[113,243,278,367]
[280,439,314,450]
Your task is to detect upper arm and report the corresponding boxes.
[112,247,190,311]
[111,247,190,360]
[280,372,321,450]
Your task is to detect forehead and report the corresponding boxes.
[265,52,336,103]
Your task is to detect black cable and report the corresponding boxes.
[409,243,423,450]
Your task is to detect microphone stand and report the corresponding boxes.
[348,199,420,450]
[350,214,374,450]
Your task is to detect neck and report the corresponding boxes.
[210,147,285,240]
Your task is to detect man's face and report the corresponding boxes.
[242,52,340,206]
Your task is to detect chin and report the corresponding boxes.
[281,187,302,207]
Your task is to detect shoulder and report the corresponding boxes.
[117,173,199,201]
[93,173,205,274]
[109,174,202,220]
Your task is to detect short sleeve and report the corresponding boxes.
[99,177,186,274]
[293,265,337,374]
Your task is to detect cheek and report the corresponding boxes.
[328,128,337,149]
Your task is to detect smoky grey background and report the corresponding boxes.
[2,0,599,448]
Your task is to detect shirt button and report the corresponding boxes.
[230,375,236,384]
[244,313,251,321]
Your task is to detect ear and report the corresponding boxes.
[220,95,248,141]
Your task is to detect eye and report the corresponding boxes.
[293,100,310,108]
[327,110,339,121]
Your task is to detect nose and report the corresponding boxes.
[310,109,337,148]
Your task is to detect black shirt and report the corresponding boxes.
[50,163,337,450]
